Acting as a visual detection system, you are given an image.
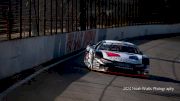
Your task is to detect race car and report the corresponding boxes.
[84,40,150,75]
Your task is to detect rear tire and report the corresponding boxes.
[143,71,149,77]
[137,70,149,76]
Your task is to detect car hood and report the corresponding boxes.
[100,50,143,64]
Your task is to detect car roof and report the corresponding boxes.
[103,40,135,46]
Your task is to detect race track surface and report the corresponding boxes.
[2,36,180,101]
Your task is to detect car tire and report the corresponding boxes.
[84,53,90,68]
[143,71,149,76]
[136,70,148,75]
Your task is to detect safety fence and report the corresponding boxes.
[0,0,180,41]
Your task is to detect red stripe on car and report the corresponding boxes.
[106,52,120,57]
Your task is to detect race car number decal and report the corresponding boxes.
[108,57,129,62]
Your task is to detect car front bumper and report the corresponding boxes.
[97,60,149,73]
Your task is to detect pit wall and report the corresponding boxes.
[0,24,180,79]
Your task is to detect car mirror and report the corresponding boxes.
[92,45,96,48]
[139,51,143,55]
[86,44,95,51]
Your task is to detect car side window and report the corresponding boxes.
[97,44,106,50]
[95,41,103,50]
[136,47,142,54]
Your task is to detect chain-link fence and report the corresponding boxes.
[0,0,180,41]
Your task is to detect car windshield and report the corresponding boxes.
[98,43,139,54]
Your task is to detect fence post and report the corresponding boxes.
[8,0,12,40]
[80,0,86,30]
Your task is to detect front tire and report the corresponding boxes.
[142,71,149,77]
[136,70,149,76]
[84,52,93,70]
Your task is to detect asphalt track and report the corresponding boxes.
[2,36,180,101]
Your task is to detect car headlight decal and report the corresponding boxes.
[129,56,139,60]
[106,52,120,57]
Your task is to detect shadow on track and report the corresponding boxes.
[149,75,180,84]
[1,53,90,101]
[99,70,180,84]
[150,57,180,64]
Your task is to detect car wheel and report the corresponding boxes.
[138,70,149,77]
[84,53,89,67]
[137,71,141,75]
[143,71,149,76]
[136,70,147,75]
[143,65,150,76]
[93,59,109,72]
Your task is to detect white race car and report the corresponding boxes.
[84,40,150,75]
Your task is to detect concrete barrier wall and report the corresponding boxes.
[0,24,180,79]
[0,30,97,79]
[104,24,180,40]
